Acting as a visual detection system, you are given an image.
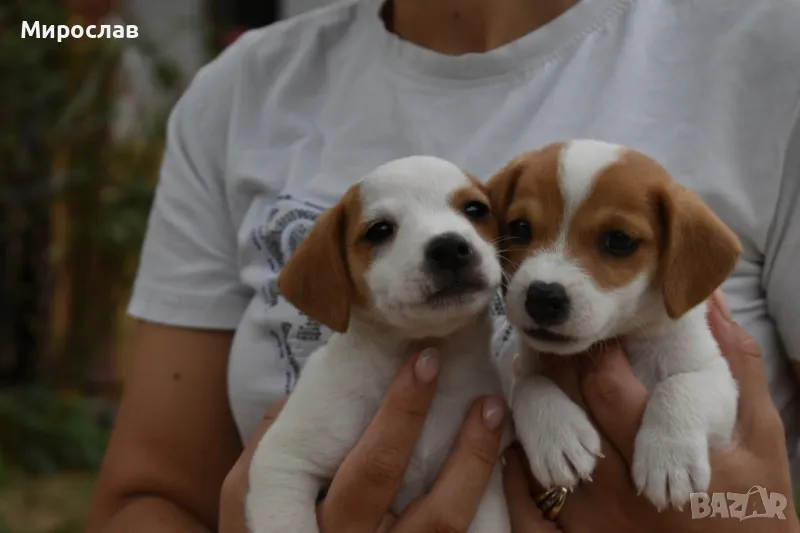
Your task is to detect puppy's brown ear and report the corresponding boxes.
[657,184,742,319]
[278,201,353,332]
[486,157,524,226]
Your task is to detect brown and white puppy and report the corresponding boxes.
[489,140,741,511]
[246,156,512,533]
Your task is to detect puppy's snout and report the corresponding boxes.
[425,233,475,273]
[525,281,570,326]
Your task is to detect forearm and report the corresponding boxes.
[89,496,213,533]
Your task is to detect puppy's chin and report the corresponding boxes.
[520,333,595,356]
[379,288,496,339]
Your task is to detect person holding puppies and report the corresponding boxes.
[87,0,800,531]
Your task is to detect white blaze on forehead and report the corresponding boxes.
[358,156,471,217]
[558,139,625,216]
[555,140,625,249]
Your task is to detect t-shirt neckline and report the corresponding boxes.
[362,0,631,82]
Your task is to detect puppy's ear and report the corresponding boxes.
[486,157,524,225]
[657,184,742,319]
[278,201,353,332]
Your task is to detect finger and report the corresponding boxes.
[708,291,771,408]
[237,397,289,478]
[540,356,586,409]
[400,396,506,533]
[219,397,288,533]
[509,441,544,495]
[579,343,649,465]
[247,398,288,446]
[320,348,439,533]
[376,513,397,533]
[503,447,552,529]
[708,291,782,441]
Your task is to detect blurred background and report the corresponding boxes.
[1,1,331,531]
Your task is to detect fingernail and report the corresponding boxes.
[482,396,505,430]
[713,289,733,322]
[415,348,440,384]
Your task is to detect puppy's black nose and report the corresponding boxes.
[425,233,474,272]
[525,281,570,326]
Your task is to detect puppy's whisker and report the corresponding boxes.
[491,236,516,246]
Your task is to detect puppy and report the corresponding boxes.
[246,156,512,533]
[488,140,741,511]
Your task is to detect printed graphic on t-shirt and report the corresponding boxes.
[250,195,332,394]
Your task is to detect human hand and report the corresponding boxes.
[503,291,800,533]
[219,396,288,533]
[316,349,508,533]
[220,350,509,533]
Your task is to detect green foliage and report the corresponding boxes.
[0,387,109,475]
[0,0,71,379]
[48,519,85,533]
[0,2,70,165]
[1,0,183,386]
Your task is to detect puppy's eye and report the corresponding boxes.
[463,200,490,221]
[508,219,533,243]
[363,220,395,244]
[601,230,640,257]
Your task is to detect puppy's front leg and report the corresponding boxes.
[513,375,602,490]
[632,354,737,511]
[469,464,511,533]
[246,440,322,533]
[246,355,371,533]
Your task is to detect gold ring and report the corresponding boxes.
[535,486,569,521]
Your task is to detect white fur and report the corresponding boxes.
[246,156,511,533]
[508,140,738,510]
[360,157,502,337]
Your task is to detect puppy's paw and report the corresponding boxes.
[519,404,602,490]
[632,428,710,511]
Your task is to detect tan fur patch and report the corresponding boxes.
[489,144,741,318]
[568,149,742,310]
[449,175,500,243]
[566,150,668,290]
[487,143,565,272]
[278,184,368,332]
[340,185,373,310]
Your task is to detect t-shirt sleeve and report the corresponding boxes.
[764,107,800,361]
[127,61,251,330]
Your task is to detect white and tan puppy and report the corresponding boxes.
[246,156,512,533]
[489,140,742,511]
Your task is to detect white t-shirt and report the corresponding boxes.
[128,0,800,486]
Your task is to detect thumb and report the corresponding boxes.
[579,343,649,465]
[707,291,778,436]
[376,513,397,532]
[219,397,288,533]
[245,397,289,451]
